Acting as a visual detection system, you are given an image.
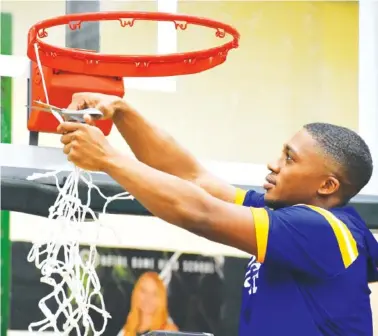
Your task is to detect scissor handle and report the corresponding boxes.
[62,108,103,122]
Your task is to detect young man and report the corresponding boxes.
[58,92,378,336]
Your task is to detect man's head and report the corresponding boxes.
[264,122,373,209]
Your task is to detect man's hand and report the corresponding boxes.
[67,92,126,121]
[57,122,119,172]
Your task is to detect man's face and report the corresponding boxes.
[263,129,338,208]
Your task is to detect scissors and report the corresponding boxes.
[27,100,103,123]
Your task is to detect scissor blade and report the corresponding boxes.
[33,100,63,112]
[26,104,103,122]
[27,106,58,113]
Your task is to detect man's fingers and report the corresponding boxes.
[67,99,85,111]
[69,92,100,110]
[67,103,79,111]
[63,143,72,155]
[60,132,75,145]
[93,103,110,120]
[83,114,96,125]
[57,121,85,133]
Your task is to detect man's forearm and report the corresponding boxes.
[103,152,256,254]
[111,100,238,203]
[104,152,211,230]
[112,101,204,181]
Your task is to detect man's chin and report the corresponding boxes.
[263,193,287,210]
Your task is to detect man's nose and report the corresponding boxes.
[267,159,280,174]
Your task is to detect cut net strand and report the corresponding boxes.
[33,43,63,123]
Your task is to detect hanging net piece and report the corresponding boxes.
[26,168,133,335]
[26,36,133,335]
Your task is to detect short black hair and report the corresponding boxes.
[303,122,373,203]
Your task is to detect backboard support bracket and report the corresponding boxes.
[27,61,39,146]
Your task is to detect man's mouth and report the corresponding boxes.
[263,175,276,190]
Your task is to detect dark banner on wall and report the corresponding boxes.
[10,242,247,336]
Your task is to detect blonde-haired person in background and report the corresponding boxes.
[123,272,178,336]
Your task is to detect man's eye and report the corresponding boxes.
[286,154,293,162]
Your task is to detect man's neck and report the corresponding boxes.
[309,195,343,210]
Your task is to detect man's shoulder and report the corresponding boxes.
[330,205,363,222]
[275,204,365,228]
[269,204,366,248]
[329,206,367,237]
[331,206,378,259]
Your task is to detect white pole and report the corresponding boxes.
[359,0,378,195]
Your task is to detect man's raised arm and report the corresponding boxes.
[112,99,238,203]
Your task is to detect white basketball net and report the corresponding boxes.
[26,43,133,335]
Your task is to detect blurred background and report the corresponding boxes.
[1,1,377,335]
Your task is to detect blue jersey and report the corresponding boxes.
[236,189,378,336]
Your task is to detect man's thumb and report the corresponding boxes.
[83,114,96,126]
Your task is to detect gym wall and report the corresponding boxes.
[1,0,365,266]
[101,1,359,164]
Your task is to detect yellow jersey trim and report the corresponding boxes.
[235,188,247,205]
[305,205,358,268]
[251,208,270,263]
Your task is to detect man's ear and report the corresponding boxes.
[318,176,340,196]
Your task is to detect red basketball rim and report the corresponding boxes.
[27,11,240,78]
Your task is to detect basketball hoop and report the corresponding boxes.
[27,11,240,78]
[22,10,241,336]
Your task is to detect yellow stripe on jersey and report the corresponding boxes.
[305,205,359,268]
[251,208,270,263]
[235,188,247,205]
